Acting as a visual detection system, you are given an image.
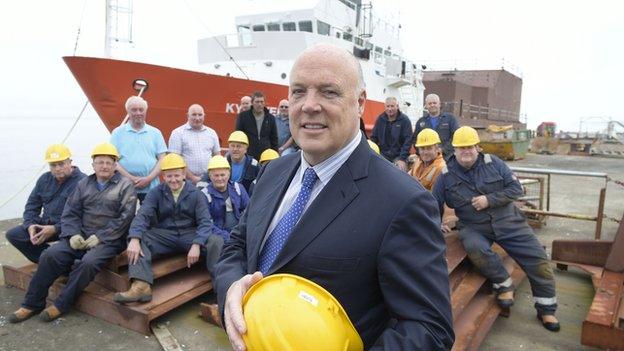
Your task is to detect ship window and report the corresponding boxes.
[267,23,280,31]
[252,24,266,32]
[354,37,363,46]
[317,20,330,36]
[343,32,353,42]
[374,46,383,54]
[298,20,313,33]
[384,49,391,56]
[283,22,296,31]
[335,31,341,39]
[365,42,373,50]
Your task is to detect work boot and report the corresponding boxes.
[537,313,561,332]
[496,290,515,309]
[113,280,152,304]
[7,307,37,323]
[39,305,62,322]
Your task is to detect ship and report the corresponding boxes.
[64,0,426,144]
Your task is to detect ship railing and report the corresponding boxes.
[442,101,519,122]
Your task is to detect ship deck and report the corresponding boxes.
[2,153,623,350]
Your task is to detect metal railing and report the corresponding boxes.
[511,167,609,239]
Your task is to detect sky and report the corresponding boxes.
[1,0,623,132]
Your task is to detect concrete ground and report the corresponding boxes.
[1,153,622,350]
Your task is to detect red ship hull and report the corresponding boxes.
[63,56,384,145]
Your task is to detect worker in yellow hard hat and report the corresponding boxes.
[226,131,259,194]
[9,142,136,324]
[6,144,86,265]
[433,126,560,332]
[114,153,221,304]
[408,129,446,191]
[259,149,280,166]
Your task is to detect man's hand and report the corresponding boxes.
[84,235,100,249]
[187,244,200,268]
[224,272,264,351]
[394,160,407,172]
[126,238,144,265]
[28,225,40,245]
[441,224,452,234]
[32,225,57,245]
[134,177,151,189]
[69,235,87,250]
[471,195,489,211]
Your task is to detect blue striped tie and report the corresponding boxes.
[258,168,318,275]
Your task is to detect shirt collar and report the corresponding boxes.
[124,122,147,133]
[299,130,362,186]
[184,123,207,131]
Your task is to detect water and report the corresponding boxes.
[0,112,110,220]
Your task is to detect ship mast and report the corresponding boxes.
[104,0,134,58]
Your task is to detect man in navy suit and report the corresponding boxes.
[215,44,454,350]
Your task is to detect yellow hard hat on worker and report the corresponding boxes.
[228,131,249,145]
[91,142,120,160]
[161,153,186,171]
[242,274,363,351]
[367,140,380,155]
[45,144,72,163]
[208,155,230,171]
[415,128,441,147]
[259,149,279,163]
[452,126,480,147]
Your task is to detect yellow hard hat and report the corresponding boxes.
[45,144,71,163]
[243,274,363,351]
[452,126,480,147]
[91,142,120,160]
[207,155,230,170]
[228,131,249,145]
[259,149,279,163]
[415,128,441,147]
[161,153,186,171]
[367,140,380,155]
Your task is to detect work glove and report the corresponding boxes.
[84,235,100,249]
[69,235,87,250]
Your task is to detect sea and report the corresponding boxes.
[0,113,110,220]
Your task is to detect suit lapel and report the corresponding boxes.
[247,156,300,271]
[268,138,371,274]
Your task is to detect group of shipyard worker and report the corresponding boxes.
[6,43,559,350]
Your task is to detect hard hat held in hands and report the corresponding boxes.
[242,274,363,351]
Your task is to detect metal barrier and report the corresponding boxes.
[511,167,608,239]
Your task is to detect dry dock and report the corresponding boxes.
[1,153,623,351]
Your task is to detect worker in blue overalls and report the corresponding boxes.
[6,144,86,263]
[201,155,249,242]
[113,153,218,304]
[433,126,560,332]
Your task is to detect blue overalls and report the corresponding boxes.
[433,153,557,314]
[127,181,221,282]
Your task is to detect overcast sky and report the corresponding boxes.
[1,0,623,132]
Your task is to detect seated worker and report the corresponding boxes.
[6,144,86,263]
[433,126,560,332]
[201,155,249,242]
[225,131,259,193]
[408,129,446,191]
[114,153,220,304]
[8,143,136,323]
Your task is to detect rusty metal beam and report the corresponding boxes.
[582,270,624,350]
[520,208,597,221]
[551,240,613,267]
[605,213,624,273]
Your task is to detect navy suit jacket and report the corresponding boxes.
[215,137,454,350]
